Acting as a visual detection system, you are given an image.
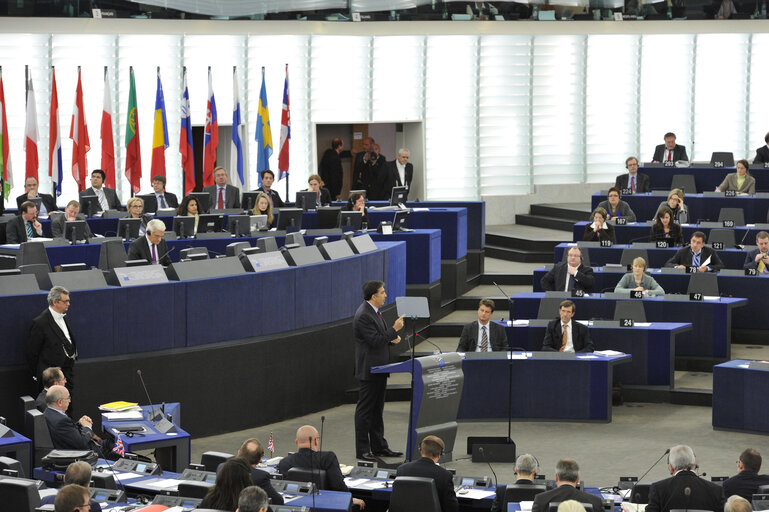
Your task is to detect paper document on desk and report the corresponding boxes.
[704,296,720,301]
[110,472,145,482]
[577,355,599,359]
[513,319,529,326]
[103,410,144,421]
[594,350,625,357]
[509,353,527,359]
[140,478,181,490]
[458,488,496,499]
[519,500,534,511]
[345,477,371,487]
[353,479,390,490]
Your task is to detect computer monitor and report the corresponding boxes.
[393,209,410,231]
[188,191,210,213]
[64,220,88,243]
[296,191,318,211]
[250,215,268,232]
[172,216,195,239]
[27,197,43,213]
[349,189,366,199]
[228,215,250,236]
[79,195,100,217]
[317,207,342,230]
[137,194,157,213]
[338,211,363,231]
[241,191,261,212]
[197,214,223,233]
[117,218,142,241]
[276,208,303,230]
[390,186,408,206]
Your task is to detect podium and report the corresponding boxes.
[372,353,464,461]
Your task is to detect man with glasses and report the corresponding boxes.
[41,462,101,512]
[27,286,78,393]
[43,385,100,451]
[16,175,57,215]
[53,484,90,512]
[615,156,650,194]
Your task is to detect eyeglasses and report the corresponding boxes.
[58,299,71,304]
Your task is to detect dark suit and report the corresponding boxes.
[320,148,344,200]
[256,186,285,207]
[154,191,179,209]
[542,319,593,353]
[354,301,397,456]
[754,146,769,165]
[6,215,42,243]
[43,407,94,451]
[650,223,683,246]
[27,309,77,389]
[35,389,48,412]
[39,494,100,512]
[531,484,605,512]
[126,236,172,266]
[653,144,689,163]
[277,448,348,492]
[215,460,284,505]
[743,248,769,271]
[540,262,594,293]
[382,160,413,200]
[79,186,121,210]
[582,222,615,243]
[396,457,458,512]
[722,470,769,501]
[665,245,724,271]
[203,184,241,210]
[296,188,332,209]
[457,321,508,352]
[615,173,650,194]
[645,470,725,512]
[50,213,93,239]
[16,193,57,214]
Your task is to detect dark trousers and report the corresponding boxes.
[354,375,389,456]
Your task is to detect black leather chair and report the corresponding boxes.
[286,467,327,490]
[504,483,548,503]
[718,208,745,227]
[389,476,441,512]
[199,451,233,472]
[0,478,41,512]
[25,409,54,468]
[178,480,215,498]
[630,482,651,503]
[614,301,647,323]
[687,272,719,296]
[20,395,36,414]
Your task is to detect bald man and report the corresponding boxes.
[277,425,366,509]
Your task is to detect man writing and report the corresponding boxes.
[540,247,594,293]
[457,299,508,352]
[665,231,724,272]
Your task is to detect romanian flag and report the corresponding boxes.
[151,68,169,178]
[255,67,273,188]
[124,67,141,194]
[202,67,218,187]
[0,69,13,201]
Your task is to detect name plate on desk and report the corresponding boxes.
[619,318,635,327]
[745,268,758,276]
[656,240,669,248]
[629,291,643,299]
[712,241,725,250]
[166,257,246,281]
[723,220,735,228]
[663,161,675,167]
[614,217,628,225]
[107,266,168,287]
[620,188,633,196]
[748,361,769,370]
[724,190,737,198]
[689,292,703,301]
[600,239,613,247]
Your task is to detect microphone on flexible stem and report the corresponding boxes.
[630,448,670,502]
[319,416,325,454]
[154,246,175,266]
[410,332,443,354]
[309,434,318,512]
[478,447,499,510]
[737,226,752,249]
[135,370,177,434]
[628,235,654,244]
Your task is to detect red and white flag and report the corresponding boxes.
[24,74,39,180]
[70,68,90,191]
[100,70,116,189]
[49,68,62,196]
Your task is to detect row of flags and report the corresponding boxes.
[0,65,291,200]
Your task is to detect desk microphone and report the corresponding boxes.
[737,226,752,249]
[628,235,653,244]
[631,448,670,503]
[478,447,499,510]
[318,416,325,454]
[409,332,443,354]
[155,246,175,265]
[136,370,177,434]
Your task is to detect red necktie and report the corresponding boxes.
[668,150,672,162]
[218,187,224,209]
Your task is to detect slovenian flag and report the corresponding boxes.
[179,68,195,195]
[202,67,218,187]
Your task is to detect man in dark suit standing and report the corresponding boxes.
[652,132,689,163]
[127,219,172,266]
[6,200,43,243]
[541,247,594,293]
[27,286,77,391]
[319,137,344,201]
[381,148,414,201]
[352,136,374,191]
[354,280,405,461]
[395,435,458,512]
[743,231,769,273]
[646,445,725,512]
[151,175,179,209]
[203,166,241,211]
[79,169,121,211]
[665,231,724,272]
[532,459,604,512]
[615,157,650,193]
[722,448,769,501]
[457,299,508,352]
[16,176,57,216]
[754,133,769,165]
[227,439,283,505]
[542,300,593,353]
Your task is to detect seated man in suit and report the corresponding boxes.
[457,299,508,352]
[256,169,285,207]
[540,247,594,293]
[229,438,283,505]
[652,132,689,163]
[725,496,752,512]
[237,486,270,512]
[754,132,769,165]
[51,200,94,239]
[722,448,769,501]
[7,200,43,243]
[126,218,172,266]
[645,445,725,512]
[151,174,179,209]
[743,231,769,274]
[665,231,724,272]
[615,157,650,194]
[44,385,109,454]
[79,169,121,211]
[204,166,241,211]
[39,461,100,512]
[542,300,593,353]
[532,459,604,512]
[515,454,539,483]
[53,484,90,512]
[277,425,366,510]
[16,176,57,216]
[35,366,67,412]
[395,435,458,512]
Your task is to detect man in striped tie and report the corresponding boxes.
[457,299,508,352]
[6,201,43,243]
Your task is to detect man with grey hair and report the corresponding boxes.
[515,454,539,483]
[646,445,725,512]
[725,495,752,512]
[28,286,78,392]
[236,485,270,512]
[383,148,413,200]
[532,459,604,512]
[40,461,101,512]
[127,218,172,265]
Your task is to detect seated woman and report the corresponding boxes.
[199,458,252,511]
[583,207,615,243]
[656,188,689,225]
[614,256,664,296]
[252,192,276,229]
[176,195,201,234]
[344,192,369,226]
[297,174,332,209]
[596,187,637,222]
[650,206,683,246]
[51,200,94,239]
[124,197,151,236]
[716,159,755,195]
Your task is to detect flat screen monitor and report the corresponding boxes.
[228,215,250,236]
[339,211,363,231]
[276,208,303,230]
[390,186,408,206]
[117,218,142,241]
[27,197,43,213]
[188,191,210,213]
[172,216,195,238]
[250,215,268,232]
[80,195,100,217]
[197,213,222,233]
[242,191,260,212]
[137,194,157,213]
[296,191,318,211]
[64,220,88,242]
[317,207,342,230]
[349,189,366,199]
[393,209,410,231]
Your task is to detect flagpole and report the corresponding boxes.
[129,65,134,198]
[51,65,55,197]
[182,65,186,194]
[284,64,289,202]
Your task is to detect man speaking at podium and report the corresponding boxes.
[354,280,405,461]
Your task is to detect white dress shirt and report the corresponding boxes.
[49,306,72,342]
[396,161,407,189]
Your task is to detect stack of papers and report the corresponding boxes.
[99,401,140,412]
[594,350,626,357]
[103,410,144,421]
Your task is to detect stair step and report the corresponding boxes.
[486,233,560,252]
[480,274,533,286]
[530,203,591,222]
[515,214,576,232]
[486,245,552,263]
[428,323,465,337]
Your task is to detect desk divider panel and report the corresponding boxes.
[165,257,245,281]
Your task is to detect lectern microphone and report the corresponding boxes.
[136,369,177,434]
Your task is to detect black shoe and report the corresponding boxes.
[357,452,378,461]
[374,448,403,457]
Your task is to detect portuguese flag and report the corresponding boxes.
[124,67,141,194]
